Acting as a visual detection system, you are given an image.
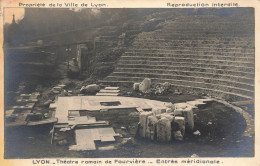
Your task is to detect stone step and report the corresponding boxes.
[138,35,253,40]
[231,100,254,106]
[132,41,254,48]
[121,55,254,62]
[110,72,254,88]
[117,59,254,68]
[147,33,254,38]
[99,89,120,93]
[163,25,253,29]
[98,80,253,101]
[106,73,254,93]
[96,93,119,96]
[134,36,254,40]
[134,43,254,48]
[104,87,119,90]
[104,76,254,97]
[115,67,254,79]
[128,47,255,54]
[130,45,255,52]
[116,63,254,73]
[134,37,254,43]
[113,69,254,85]
[154,32,254,36]
[126,49,254,55]
[162,27,254,31]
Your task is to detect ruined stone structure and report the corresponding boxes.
[100,14,254,102]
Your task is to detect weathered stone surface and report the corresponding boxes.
[80,84,100,94]
[133,83,140,91]
[157,118,171,142]
[166,108,173,114]
[152,108,161,116]
[183,107,194,130]
[139,78,151,93]
[146,115,158,140]
[173,130,183,141]
[162,82,171,90]
[174,103,189,110]
[139,112,153,138]
[174,117,185,136]
[186,100,206,109]
[160,113,174,122]
[120,137,136,146]
[174,109,184,116]
[193,130,201,136]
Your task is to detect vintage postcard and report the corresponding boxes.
[0,0,259,165]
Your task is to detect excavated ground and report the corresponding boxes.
[4,84,254,158]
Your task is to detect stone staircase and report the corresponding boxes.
[99,15,254,102]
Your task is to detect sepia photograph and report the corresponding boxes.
[1,5,256,162]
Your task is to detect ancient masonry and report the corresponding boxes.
[100,15,254,102]
[138,98,213,141]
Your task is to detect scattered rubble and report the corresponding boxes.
[96,86,120,96]
[153,82,171,95]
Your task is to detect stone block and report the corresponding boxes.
[183,107,194,130]
[174,103,189,110]
[160,113,174,122]
[80,84,100,94]
[173,130,183,141]
[53,86,62,91]
[139,78,151,93]
[166,108,173,113]
[164,103,173,108]
[186,101,206,109]
[152,108,161,116]
[133,83,140,91]
[174,109,184,116]
[146,115,158,140]
[174,117,185,136]
[157,118,171,142]
[139,112,153,138]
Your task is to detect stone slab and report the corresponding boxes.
[96,93,119,96]
[100,136,115,142]
[146,115,158,140]
[5,110,15,118]
[99,89,120,93]
[174,117,185,136]
[183,107,194,130]
[186,101,206,107]
[104,87,119,90]
[55,96,169,123]
[139,112,153,138]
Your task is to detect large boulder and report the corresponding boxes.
[80,84,100,94]
[139,78,151,93]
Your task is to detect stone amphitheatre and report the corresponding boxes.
[4,8,254,158]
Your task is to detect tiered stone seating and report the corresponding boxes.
[100,15,254,102]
